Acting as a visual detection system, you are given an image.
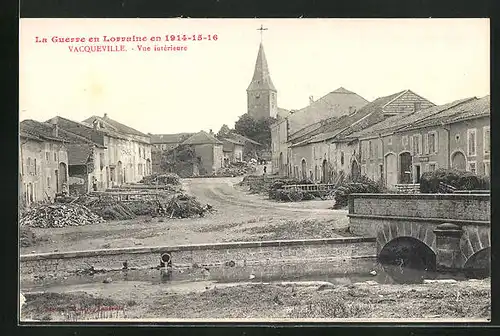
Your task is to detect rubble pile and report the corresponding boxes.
[75,195,137,220]
[140,173,181,185]
[217,162,257,177]
[20,203,105,228]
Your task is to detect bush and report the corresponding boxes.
[333,175,385,208]
[420,168,490,193]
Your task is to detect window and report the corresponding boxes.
[468,161,477,175]
[402,135,409,149]
[483,126,490,155]
[414,102,422,111]
[378,139,383,159]
[467,129,477,156]
[54,152,57,162]
[47,176,50,188]
[34,159,37,175]
[368,141,373,159]
[388,136,393,146]
[45,152,50,161]
[428,132,437,154]
[412,134,422,155]
[340,152,345,165]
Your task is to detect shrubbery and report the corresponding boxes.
[332,175,385,209]
[420,168,490,193]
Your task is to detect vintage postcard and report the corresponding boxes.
[19,18,490,322]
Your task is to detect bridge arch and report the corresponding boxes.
[379,236,437,272]
[463,247,490,278]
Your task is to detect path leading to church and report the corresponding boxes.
[22,176,349,254]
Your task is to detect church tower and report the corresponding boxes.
[247,42,278,120]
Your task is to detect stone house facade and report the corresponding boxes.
[271,88,369,175]
[353,96,490,189]
[82,114,153,185]
[287,90,435,183]
[20,121,70,205]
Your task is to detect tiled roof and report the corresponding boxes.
[290,90,409,147]
[247,43,276,91]
[20,119,100,145]
[150,133,194,144]
[288,87,370,137]
[20,130,43,141]
[67,143,93,165]
[403,95,490,130]
[350,97,477,140]
[222,137,245,145]
[182,131,223,145]
[83,115,147,137]
[46,116,117,145]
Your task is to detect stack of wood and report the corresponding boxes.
[20,204,105,228]
[77,195,137,220]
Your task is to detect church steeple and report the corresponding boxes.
[247,39,278,120]
[247,43,277,92]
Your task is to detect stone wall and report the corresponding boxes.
[20,237,375,286]
[349,193,490,222]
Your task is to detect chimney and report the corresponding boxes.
[50,119,59,137]
[93,119,100,130]
[104,113,108,118]
[209,129,213,135]
[309,96,314,105]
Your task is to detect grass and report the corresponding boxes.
[243,218,352,240]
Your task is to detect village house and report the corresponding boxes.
[181,130,224,175]
[20,120,70,205]
[286,90,435,183]
[222,132,263,162]
[82,114,153,184]
[221,138,244,165]
[271,87,370,175]
[350,95,490,189]
[47,116,123,192]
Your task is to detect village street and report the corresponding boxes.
[21,173,350,255]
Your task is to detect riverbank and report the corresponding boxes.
[21,277,490,321]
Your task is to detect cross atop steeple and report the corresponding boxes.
[257,24,268,43]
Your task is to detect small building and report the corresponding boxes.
[182,131,224,175]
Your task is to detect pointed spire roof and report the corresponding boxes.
[247,43,276,92]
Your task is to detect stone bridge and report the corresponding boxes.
[348,193,490,273]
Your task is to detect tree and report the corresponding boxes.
[217,124,231,138]
[234,113,276,148]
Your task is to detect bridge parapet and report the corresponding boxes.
[348,193,490,272]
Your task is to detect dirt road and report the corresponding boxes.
[22,177,349,254]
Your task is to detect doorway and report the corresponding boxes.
[414,164,421,183]
[451,152,467,171]
[322,159,328,183]
[385,154,397,188]
[399,152,412,184]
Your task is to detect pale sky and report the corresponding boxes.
[19,18,490,134]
